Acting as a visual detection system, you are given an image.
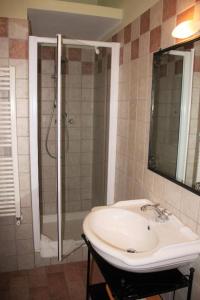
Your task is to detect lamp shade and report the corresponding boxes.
[172,20,200,39]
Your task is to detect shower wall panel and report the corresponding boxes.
[38,46,95,216]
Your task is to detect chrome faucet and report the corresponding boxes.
[140,203,171,222]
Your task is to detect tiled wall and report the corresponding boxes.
[38,45,95,216]
[0,18,34,272]
[113,0,200,299]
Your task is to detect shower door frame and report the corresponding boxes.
[29,36,120,252]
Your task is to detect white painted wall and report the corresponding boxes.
[0,0,122,19]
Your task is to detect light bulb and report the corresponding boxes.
[172,20,200,39]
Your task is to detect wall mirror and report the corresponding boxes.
[148,36,200,195]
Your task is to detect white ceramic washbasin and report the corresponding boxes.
[83,199,200,273]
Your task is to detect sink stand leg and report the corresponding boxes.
[187,268,195,300]
[86,247,91,300]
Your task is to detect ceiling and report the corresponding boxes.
[28,8,122,40]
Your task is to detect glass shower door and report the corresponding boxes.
[30,35,119,261]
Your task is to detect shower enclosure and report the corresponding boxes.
[29,35,119,261]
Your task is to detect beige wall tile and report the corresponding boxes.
[177,0,195,13]
[16,78,28,98]
[164,180,182,210]
[139,32,150,57]
[161,17,176,49]
[17,100,28,117]
[20,190,32,208]
[0,255,17,272]
[15,224,33,240]
[16,239,33,255]
[17,253,34,270]
[21,207,32,224]
[0,239,16,256]
[18,155,30,173]
[0,225,15,241]
[150,0,163,30]
[180,190,200,222]
[0,58,9,66]
[19,173,30,191]
[9,59,28,78]
[17,118,29,136]
[0,37,8,58]
[8,19,28,39]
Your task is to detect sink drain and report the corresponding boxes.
[127,248,137,253]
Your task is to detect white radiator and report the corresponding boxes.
[0,67,21,224]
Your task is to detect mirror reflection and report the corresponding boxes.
[149,37,200,194]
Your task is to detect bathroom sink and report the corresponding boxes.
[83,199,200,273]
[87,207,158,253]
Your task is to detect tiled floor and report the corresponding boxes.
[0,261,160,300]
[0,261,92,300]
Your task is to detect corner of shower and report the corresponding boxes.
[29,35,119,263]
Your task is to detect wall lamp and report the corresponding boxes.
[172,20,200,39]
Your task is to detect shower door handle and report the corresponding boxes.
[56,34,63,262]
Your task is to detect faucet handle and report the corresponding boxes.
[161,208,172,216]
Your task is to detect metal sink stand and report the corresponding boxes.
[82,234,195,300]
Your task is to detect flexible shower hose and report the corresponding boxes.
[45,102,69,159]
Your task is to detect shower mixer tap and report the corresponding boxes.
[68,118,74,125]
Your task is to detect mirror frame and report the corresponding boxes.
[148,35,200,196]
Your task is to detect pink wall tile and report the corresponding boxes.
[175,59,183,74]
[68,48,81,61]
[82,62,93,75]
[124,23,131,44]
[160,64,167,77]
[176,6,195,24]
[163,0,177,21]
[112,34,118,42]
[9,39,28,59]
[117,29,124,43]
[40,46,55,60]
[0,18,8,37]
[140,9,150,35]
[194,56,200,72]
[150,26,161,53]
[131,39,139,60]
